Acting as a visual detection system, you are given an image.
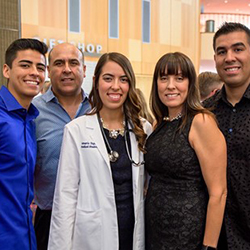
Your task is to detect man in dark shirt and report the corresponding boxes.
[204,22,250,250]
[0,39,47,250]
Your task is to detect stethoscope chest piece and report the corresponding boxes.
[109,150,119,162]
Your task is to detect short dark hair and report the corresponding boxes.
[5,38,48,68]
[213,22,250,51]
[198,72,223,100]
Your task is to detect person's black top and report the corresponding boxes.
[204,85,250,250]
[104,128,134,250]
[145,118,208,250]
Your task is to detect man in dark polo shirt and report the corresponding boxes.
[204,22,250,250]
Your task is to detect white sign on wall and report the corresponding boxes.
[34,37,100,94]
[34,37,102,54]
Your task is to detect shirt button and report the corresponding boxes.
[229,128,233,133]
[232,108,236,112]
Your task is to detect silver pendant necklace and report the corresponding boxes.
[163,112,182,122]
[98,113,120,162]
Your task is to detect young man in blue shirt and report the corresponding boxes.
[0,38,47,250]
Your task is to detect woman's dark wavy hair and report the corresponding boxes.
[89,52,147,152]
[150,52,213,130]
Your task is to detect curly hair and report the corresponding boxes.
[136,88,154,125]
[89,52,147,152]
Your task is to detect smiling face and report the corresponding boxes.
[48,43,86,97]
[3,49,46,108]
[98,61,129,114]
[157,70,189,116]
[214,31,250,90]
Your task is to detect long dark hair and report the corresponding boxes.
[89,52,147,152]
[150,52,213,130]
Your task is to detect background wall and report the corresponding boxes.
[0,0,20,87]
[200,32,216,73]
[2,0,200,105]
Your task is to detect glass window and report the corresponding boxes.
[69,0,80,33]
[109,0,119,38]
[142,0,151,43]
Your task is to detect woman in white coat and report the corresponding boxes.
[48,52,152,250]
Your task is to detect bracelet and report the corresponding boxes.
[201,245,217,250]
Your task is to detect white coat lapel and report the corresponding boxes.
[86,114,110,167]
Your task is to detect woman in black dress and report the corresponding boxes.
[145,52,227,250]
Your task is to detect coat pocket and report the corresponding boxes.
[72,208,102,250]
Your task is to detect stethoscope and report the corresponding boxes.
[97,113,144,166]
[124,125,145,166]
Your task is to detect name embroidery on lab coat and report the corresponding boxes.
[81,141,97,148]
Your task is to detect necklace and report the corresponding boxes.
[98,113,120,162]
[100,118,125,139]
[98,113,145,165]
[163,112,182,122]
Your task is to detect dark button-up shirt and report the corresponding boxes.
[0,86,38,250]
[204,85,250,250]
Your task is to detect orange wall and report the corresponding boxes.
[21,0,200,102]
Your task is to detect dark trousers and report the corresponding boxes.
[34,207,52,250]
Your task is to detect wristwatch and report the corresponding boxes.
[202,245,217,250]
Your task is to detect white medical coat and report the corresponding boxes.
[48,114,152,250]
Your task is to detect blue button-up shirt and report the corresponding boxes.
[0,86,38,250]
[32,87,91,210]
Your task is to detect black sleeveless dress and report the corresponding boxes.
[145,118,208,250]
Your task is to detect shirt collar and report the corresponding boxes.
[217,83,250,103]
[0,86,23,111]
[217,85,227,103]
[42,86,55,103]
[0,85,39,117]
[242,83,250,100]
[43,86,89,104]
